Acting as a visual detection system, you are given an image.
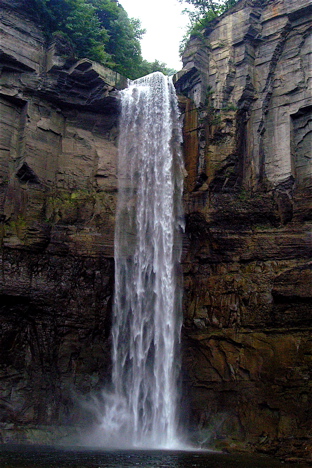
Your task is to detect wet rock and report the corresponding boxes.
[0,0,120,431]
[178,0,312,461]
[0,0,311,461]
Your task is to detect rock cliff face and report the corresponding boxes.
[0,0,311,461]
[0,0,123,440]
[175,0,312,460]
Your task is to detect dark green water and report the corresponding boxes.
[0,445,307,468]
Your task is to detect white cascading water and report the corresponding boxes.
[101,72,184,448]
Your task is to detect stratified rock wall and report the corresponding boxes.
[0,0,311,460]
[0,0,122,439]
[176,0,312,460]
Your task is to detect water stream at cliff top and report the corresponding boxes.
[97,72,184,448]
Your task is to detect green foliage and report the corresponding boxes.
[28,0,174,79]
[179,0,239,51]
[222,103,238,112]
[138,60,176,78]
[205,85,214,103]
[88,0,145,77]
[29,0,114,64]
[180,0,238,19]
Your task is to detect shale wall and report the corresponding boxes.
[0,0,311,461]
[0,0,121,439]
[175,0,312,460]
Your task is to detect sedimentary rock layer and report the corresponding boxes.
[175,0,311,460]
[0,0,311,462]
[0,0,121,439]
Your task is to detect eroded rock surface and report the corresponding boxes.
[0,0,122,440]
[176,0,312,461]
[0,0,311,461]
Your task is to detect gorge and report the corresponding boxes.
[0,0,311,463]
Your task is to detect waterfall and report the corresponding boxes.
[107,72,184,448]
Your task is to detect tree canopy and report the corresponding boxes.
[179,0,238,40]
[28,0,175,79]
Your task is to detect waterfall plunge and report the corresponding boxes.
[99,72,184,449]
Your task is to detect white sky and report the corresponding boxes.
[120,0,190,71]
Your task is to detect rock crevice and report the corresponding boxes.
[176,0,311,460]
[0,0,311,461]
[0,0,122,440]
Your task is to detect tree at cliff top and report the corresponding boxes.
[87,0,145,77]
[28,0,174,79]
[179,0,238,40]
